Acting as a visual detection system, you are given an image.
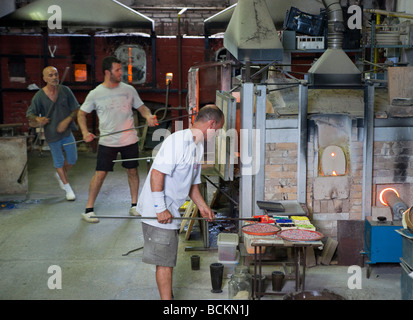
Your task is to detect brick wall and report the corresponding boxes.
[264,125,413,238]
[133,7,227,36]
[265,142,298,202]
[18,0,233,36]
[0,33,222,130]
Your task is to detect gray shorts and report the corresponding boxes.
[142,223,179,267]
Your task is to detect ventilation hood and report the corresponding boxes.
[0,0,154,32]
[223,0,284,64]
[308,0,361,87]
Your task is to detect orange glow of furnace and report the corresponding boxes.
[379,187,399,206]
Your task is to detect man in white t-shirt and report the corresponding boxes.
[137,104,224,300]
[78,56,158,223]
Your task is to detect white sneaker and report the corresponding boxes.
[65,190,76,201]
[55,173,65,190]
[63,184,76,201]
[81,211,99,223]
[129,206,141,216]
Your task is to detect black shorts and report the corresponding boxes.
[96,142,139,171]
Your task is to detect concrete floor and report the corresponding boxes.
[0,148,403,300]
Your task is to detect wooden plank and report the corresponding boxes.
[179,200,195,234]
[306,247,317,267]
[209,189,219,209]
[320,237,338,265]
[185,206,199,240]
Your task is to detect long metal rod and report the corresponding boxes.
[63,112,197,146]
[93,215,259,221]
[112,157,154,163]
[365,8,413,20]
[202,174,239,207]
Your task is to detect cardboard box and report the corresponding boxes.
[388,67,413,104]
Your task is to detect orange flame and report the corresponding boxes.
[128,47,132,84]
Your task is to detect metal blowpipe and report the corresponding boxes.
[63,112,198,146]
[93,215,262,222]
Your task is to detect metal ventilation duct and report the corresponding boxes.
[308,0,361,87]
[223,0,283,64]
[0,0,154,31]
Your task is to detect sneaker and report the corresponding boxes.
[65,189,76,201]
[81,211,99,223]
[63,183,75,201]
[55,173,65,190]
[129,206,141,216]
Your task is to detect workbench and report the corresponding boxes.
[250,237,323,299]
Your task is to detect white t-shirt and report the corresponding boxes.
[80,82,144,147]
[137,129,204,230]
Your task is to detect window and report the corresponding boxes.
[74,64,87,82]
[8,57,26,83]
[114,44,146,84]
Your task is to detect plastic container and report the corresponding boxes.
[218,252,239,279]
[218,233,239,261]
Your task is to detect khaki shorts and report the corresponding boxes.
[142,223,179,267]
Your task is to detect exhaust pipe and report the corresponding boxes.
[323,0,345,49]
[307,0,361,87]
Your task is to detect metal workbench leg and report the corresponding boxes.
[295,247,299,292]
[253,246,257,299]
[258,246,262,299]
[302,247,307,292]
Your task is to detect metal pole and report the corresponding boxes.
[362,83,375,219]
[240,83,254,219]
[254,84,266,215]
[297,83,308,204]
[202,174,239,207]
[112,157,154,163]
[93,215,260,221]
[63,113,197,146]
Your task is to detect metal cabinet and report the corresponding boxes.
[364,217,403,278]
